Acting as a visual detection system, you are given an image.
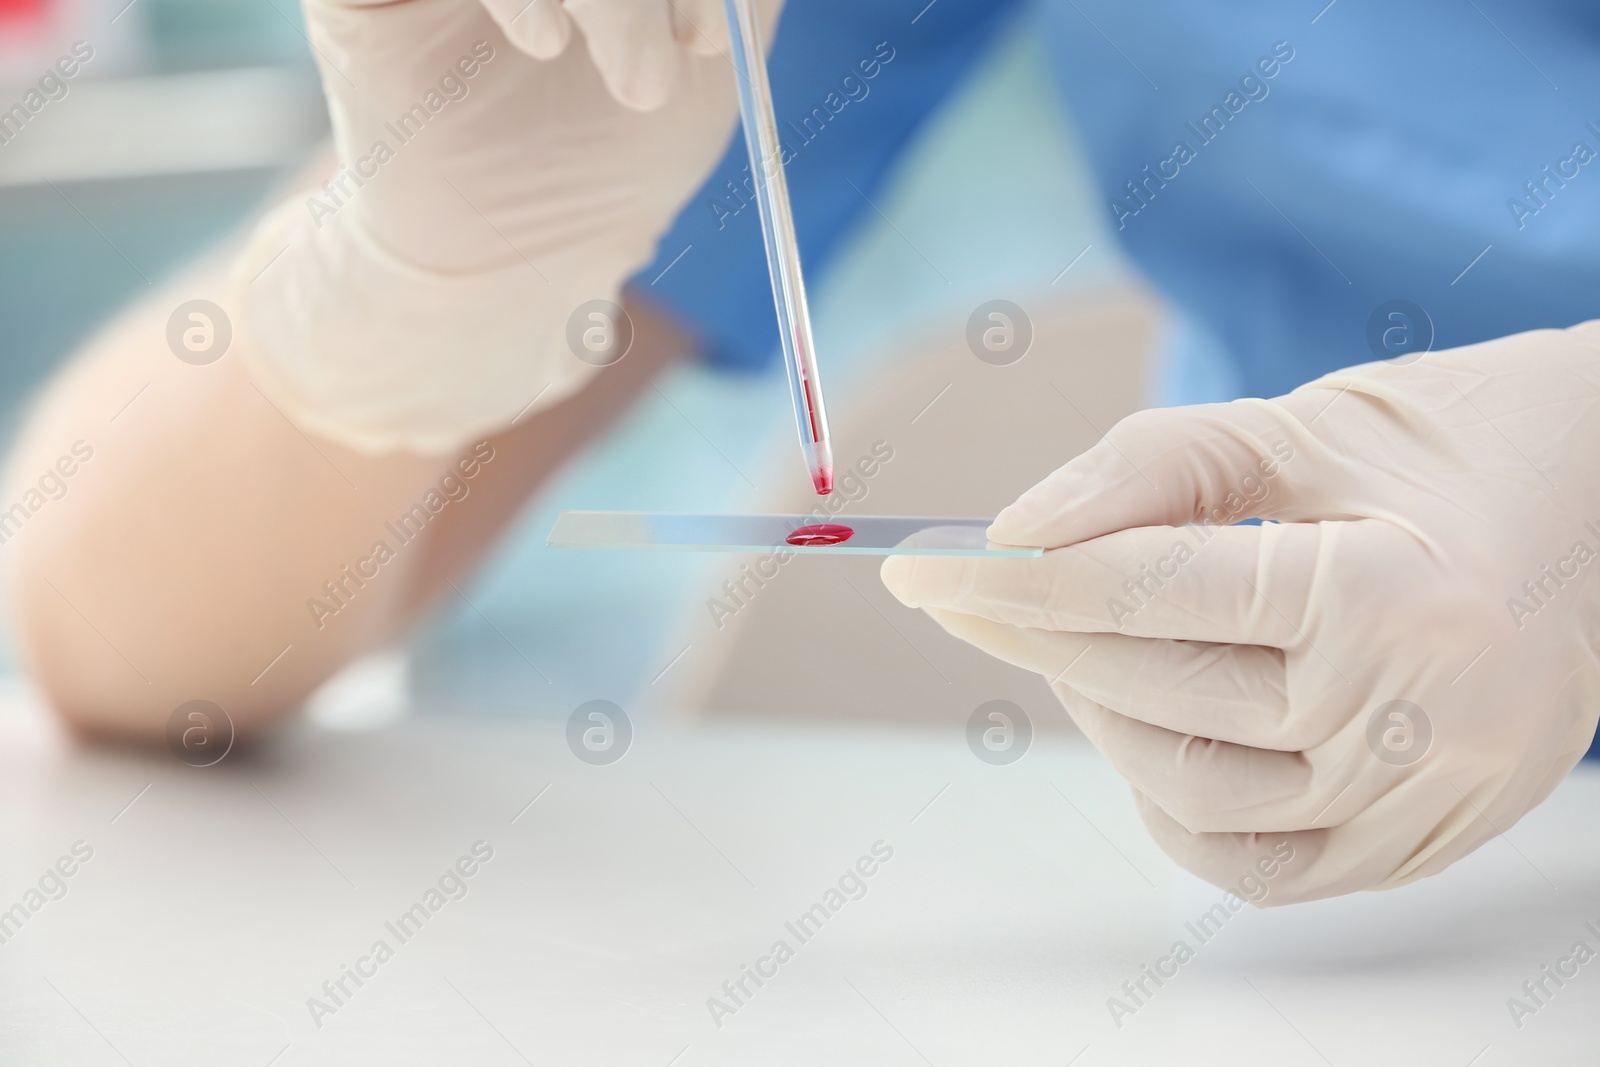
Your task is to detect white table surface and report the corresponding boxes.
[1,689,1595,1066]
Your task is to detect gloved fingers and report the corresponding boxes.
[987,398,1323,550]
[479,0,723,85]
[1054,691,1352,835]
[563,0,683,110]
[1132,780,1486,904]
[1131,792,1337,905]
[884,518,1333,647]
[479,0,573,59]
[669,0,731,55]
[923,608,1303,750]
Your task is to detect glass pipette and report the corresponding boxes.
[723,0,834,495]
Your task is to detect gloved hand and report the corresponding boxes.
[883,321,1600,903]
[235,0,774,454]
[481,0,735,109]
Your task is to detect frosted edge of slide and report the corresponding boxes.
[546,512,1045,557]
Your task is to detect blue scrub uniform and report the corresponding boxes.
[636,0,1600,757]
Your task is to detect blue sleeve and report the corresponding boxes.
[633,0,1019,371]
[1033,0,1600,759]
[1037,0,1600,401]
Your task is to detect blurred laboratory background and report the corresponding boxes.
[8,11,1600,1065]
[0,0,1131,724]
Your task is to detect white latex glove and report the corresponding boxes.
[484,0,736,109]
[883,322,1600,904]
[234,0,771,454]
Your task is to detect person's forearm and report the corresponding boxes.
[0,260,459,741]
[395,288,687,619]
[1,259,685,742]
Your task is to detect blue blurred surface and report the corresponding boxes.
[1040,0,1600,403]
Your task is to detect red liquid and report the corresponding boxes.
[787,522,854,547]
[811,466,833,496]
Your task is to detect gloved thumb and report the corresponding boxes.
[988,399,1309,549]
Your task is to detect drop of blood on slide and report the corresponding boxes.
[786,523,854,547]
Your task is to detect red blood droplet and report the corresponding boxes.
[786,523,854,547]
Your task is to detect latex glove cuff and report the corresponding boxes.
[233,200,611,456]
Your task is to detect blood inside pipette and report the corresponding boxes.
[786,523,853,547]
[793,327,830,495]
[797,332,823,433]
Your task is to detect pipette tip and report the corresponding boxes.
[811,466,833,496]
